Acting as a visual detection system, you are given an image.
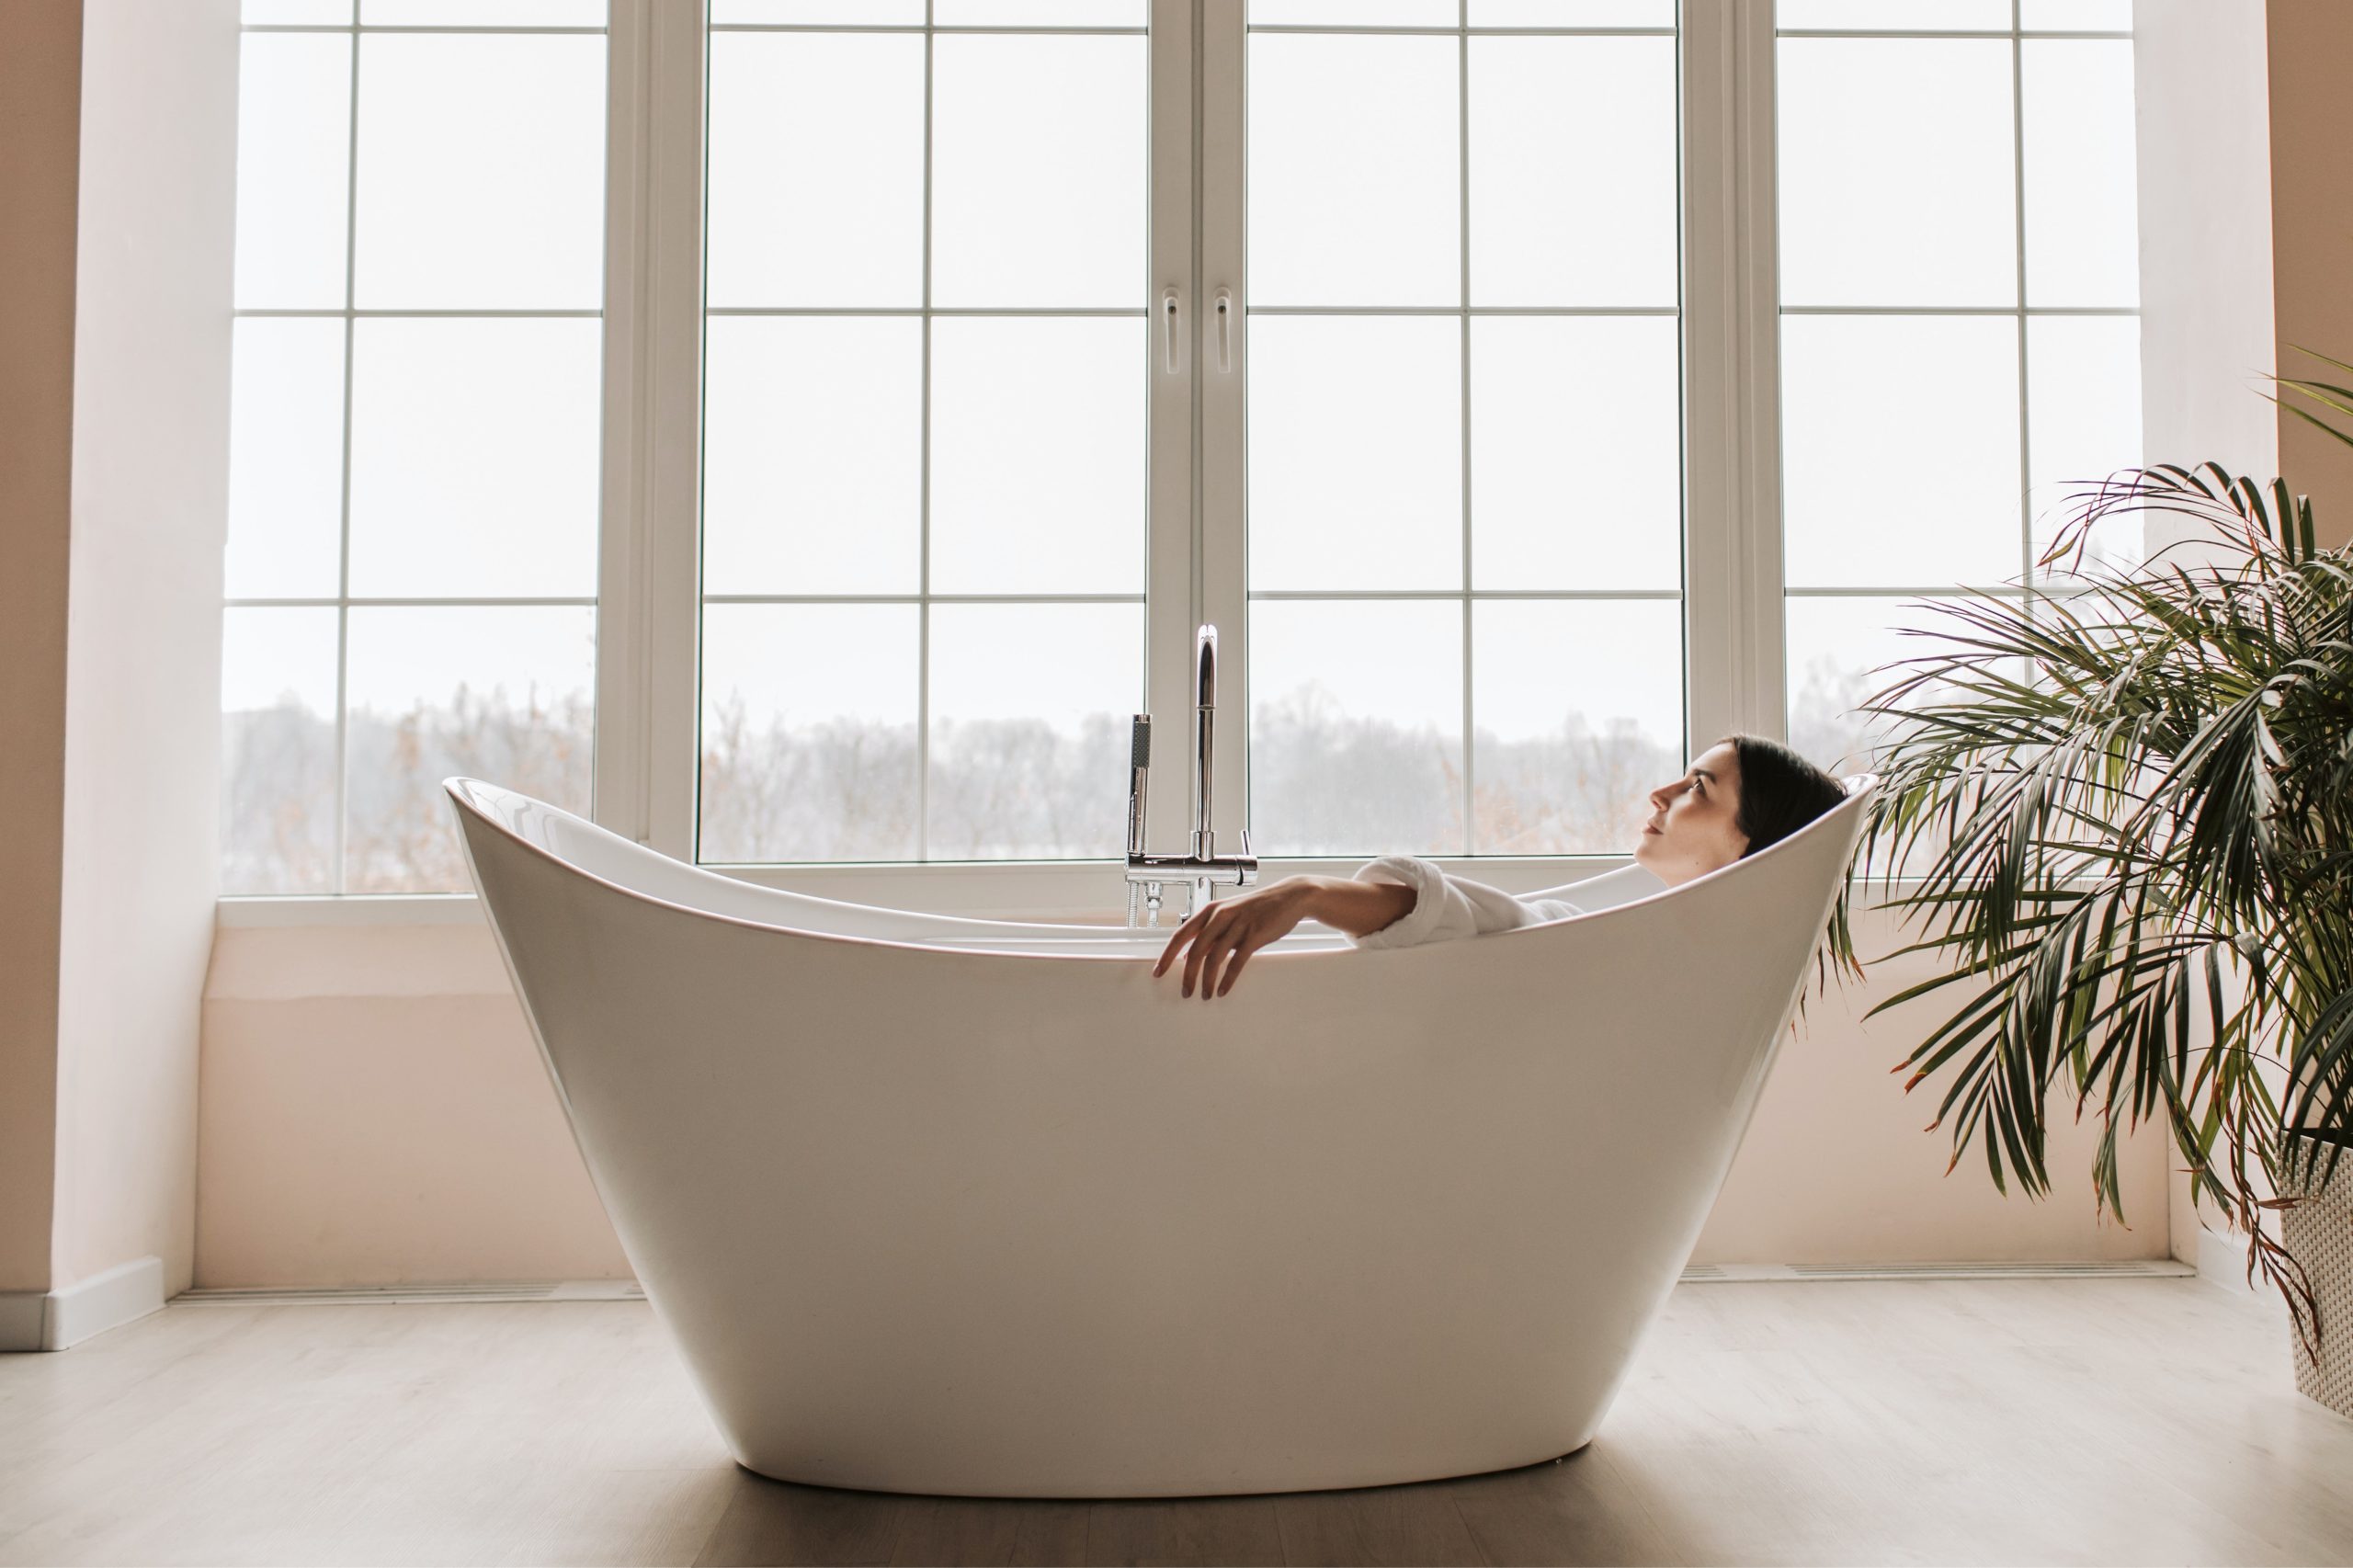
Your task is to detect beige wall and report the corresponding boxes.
[198,927,631,1287]
[52,0,240,1296]
[2135,0,2271,1270]
[2136,0,2278,487]
[195,905,2173,1290]
[0,0,237,1308]
[0,1,85,1299]
[2268,0,2353,547]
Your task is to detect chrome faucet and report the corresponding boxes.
[1124,624,1257,926]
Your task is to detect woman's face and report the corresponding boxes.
[1632,741,1750,886]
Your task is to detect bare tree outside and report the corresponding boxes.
[228,676,1753,891]
[221,684,593,896]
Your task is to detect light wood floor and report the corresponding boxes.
[3,1277,2349,1566]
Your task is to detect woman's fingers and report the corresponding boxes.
[1214,937,1267,997]
[1196,922,1238,1000]
[1183,908,1235,997]
[1153,888,1293,998]
[1199,915,1280,1000]
[1153,905,1211,977]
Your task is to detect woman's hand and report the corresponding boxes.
[1151,874,1421,998]
[1152,878,1324,1000]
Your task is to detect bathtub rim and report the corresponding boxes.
[442,773,1880,968]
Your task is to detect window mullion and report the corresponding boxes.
[598,0,704,860]
[1679,0,1786,749]
[1142,0,1210,857]
[1196,0,1249,851]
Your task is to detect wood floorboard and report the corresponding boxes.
[1005,1502,1092,1567]
[4,1279,2350,1566]
[1085,1495,1284,1567]
[1272,1482,1482,1566]
[696,1479,904,1568]
[1445,1452,1686,1568]
[887,1497,1025,1568]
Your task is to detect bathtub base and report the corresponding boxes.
[723,1434,1602,1501]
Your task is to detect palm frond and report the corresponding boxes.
[1821,452,2353,1362]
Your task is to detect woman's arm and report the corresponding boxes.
[1346,856,1582,949]
[1152,875,1415,999]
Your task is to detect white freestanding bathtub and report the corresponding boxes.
[445,774,1874,1499]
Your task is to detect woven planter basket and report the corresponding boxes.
[2284,1132,2353,1418]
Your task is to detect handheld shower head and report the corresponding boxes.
[1126,714,1151,859]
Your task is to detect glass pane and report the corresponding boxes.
[243,0,350,23]
[704,317,922,596]
[930,34,1148,310]
[2021,0,2131,28]
[1249,598,1462,857]
[926,604,1143,859]
[1778,0,2011,27]
[1777,38,2016,307]
[1470,1,1674,23]
[1468,36,1676,307]
[1248,33,1460,308]
[224,317,346,600]
[929,318,1147,595]
[2028,314,2143,574]
[936,0,1146,21]
[2023,40,2139,308]
[221,608,339,895]
[361,0,606,21]
[1786,594,1990,776]
[699,605,919,863]
[233,33,350,311]
[344,606,595,892]
[1781,314,2023,589]
[713,1,924,20]
[1471,314,1679,591]
[1248,315,1461,591]
[1472,598,1682,855]
[352,33,606,311]
[347,318,602,598]
[1251,1,1459,22]
[706,32,924,309]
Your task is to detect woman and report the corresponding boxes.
[1153,733,1846,999]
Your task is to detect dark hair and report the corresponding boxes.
[1723,734,1847,858]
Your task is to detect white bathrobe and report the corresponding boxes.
[1342,855,1588,950]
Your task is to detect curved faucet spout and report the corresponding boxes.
[1125,623,1255,926]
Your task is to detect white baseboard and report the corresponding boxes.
[0,1256,167,1352]
[2196,1225,2262,1296]
[1679,1258,2194,1282]
[175,1278,643,1306]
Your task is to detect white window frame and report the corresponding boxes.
[226,0,1777,924]
[226,0,2133,926]
[619,0,1779,919]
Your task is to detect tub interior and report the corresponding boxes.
[449,777,1671,956]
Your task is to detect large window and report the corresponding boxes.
[696,4,1153,863]
[1775,0,2141,770]
[218,0,2143,903]
[222,0,608,894]
[1238,2,1684,858]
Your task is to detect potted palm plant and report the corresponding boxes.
[1829,358,2353,1416]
